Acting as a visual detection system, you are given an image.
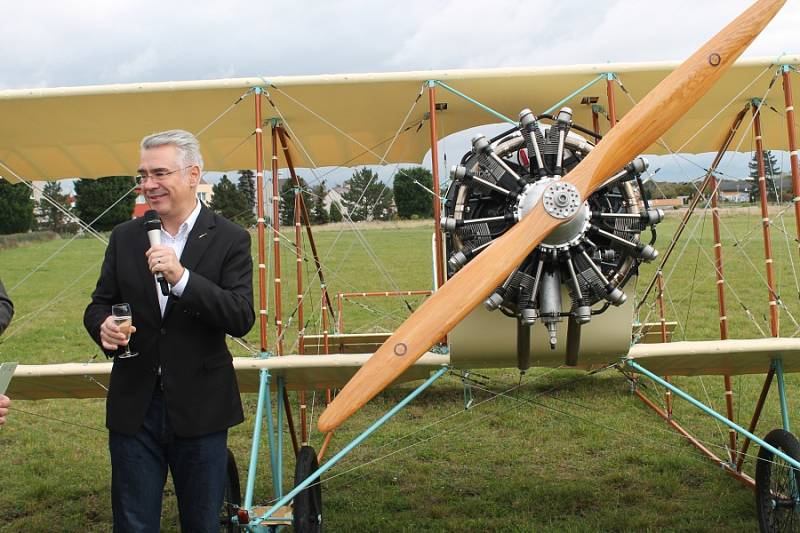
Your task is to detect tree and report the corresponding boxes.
[237,170,256,226]
[341,168,394,222]
[329,201,343,223]
[642,180,697,200]
[280,177,311,226]
[309,182,329,225]
[393,167,434,219]
[0,179,35,234]
[37,181,76,234]
[748,150,780,203]
[74,176,136,231]
[210,174,251,226]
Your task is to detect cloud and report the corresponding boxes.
[1,0,795,89]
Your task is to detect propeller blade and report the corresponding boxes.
[318,0,785,433]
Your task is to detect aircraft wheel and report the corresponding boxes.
[293,445,323,533]
[755,429,800,532]
[219,447,242,532]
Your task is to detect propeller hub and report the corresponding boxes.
[515,178,589,249]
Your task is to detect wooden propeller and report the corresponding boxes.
[318,0,785,433]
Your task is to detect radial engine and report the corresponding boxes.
[443,107,663,369]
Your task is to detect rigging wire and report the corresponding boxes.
[261,91,416,300]
[627,71,799,336]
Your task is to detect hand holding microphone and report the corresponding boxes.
[144,210,184,295]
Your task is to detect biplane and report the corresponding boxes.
[2,0,800,530]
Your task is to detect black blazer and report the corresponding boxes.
[84,205,255,437]
[0,279,13,336]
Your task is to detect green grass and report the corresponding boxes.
[1,208,800,531]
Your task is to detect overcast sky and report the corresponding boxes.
[3,0,798,186]
[2,0,796,90]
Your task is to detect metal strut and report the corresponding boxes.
[627,359,800,471]
[255,366,450,524]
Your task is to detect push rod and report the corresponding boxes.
[428,81,446,294]
[269,123,299,457]
[316,280,335,462]
[606,73,618,128]
[295,188,308,446]
[253,90,269,351]
[781,66,800,256]
[270,124,285,356]
[708,155,738,462]
[752,101,780,337]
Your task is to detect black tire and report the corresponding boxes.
[220,448,242,532]
[755,429,800,532]
[293,445,323,533]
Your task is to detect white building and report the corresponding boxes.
[324,185,349,215]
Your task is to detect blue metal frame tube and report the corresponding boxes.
[257,366,450,522]
[276,376,285,497]
[628,359,800,469]
[434,74,605,128]
[244,368,269,510]
[773,359,799,502]
[543,74,606,115]
[773,359,791,433]
[433,81,516,125]
[263,371,280,498]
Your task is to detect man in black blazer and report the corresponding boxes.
[84,130,254,532]
[0,279,13,426]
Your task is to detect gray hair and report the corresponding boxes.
[140,129,204,172]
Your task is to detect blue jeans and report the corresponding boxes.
[109,386,228,533]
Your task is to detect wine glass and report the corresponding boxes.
[112,303,138,358]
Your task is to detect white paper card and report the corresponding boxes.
[0,362,18,395]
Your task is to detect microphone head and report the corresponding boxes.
[143,209,161,231]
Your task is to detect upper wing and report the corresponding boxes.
[1,57,797,181]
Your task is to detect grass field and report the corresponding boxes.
[1,206,800,531]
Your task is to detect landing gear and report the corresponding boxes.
[220,448,242,532]
[756,429,800,532]
[293,445,323,532]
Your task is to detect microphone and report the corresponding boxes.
[143,210,170,296]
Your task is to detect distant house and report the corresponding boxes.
[718,179,750,203]
[29,180,47,203]
[649,198,684,209]
[196,177,214,206]
[324,185,349,215]
[132,188,148,218]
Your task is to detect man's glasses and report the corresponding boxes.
[136,166,193,185]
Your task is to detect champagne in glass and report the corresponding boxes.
[112,303,138,358]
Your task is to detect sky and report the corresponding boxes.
[3,0,798,185]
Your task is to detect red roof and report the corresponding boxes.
[132,186,148,218]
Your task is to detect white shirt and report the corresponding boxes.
[157,200,201,315]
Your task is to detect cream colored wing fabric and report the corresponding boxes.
[1,56,797,182]
[4,353,449,400]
